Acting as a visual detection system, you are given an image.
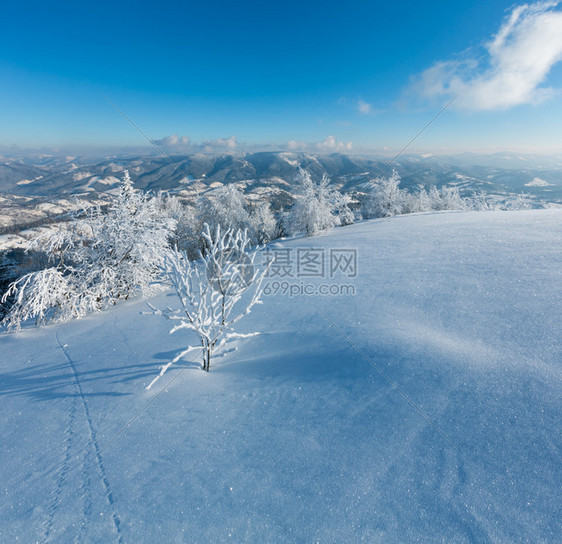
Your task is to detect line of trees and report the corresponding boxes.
[361,170,532,218]
[1,168,533,332]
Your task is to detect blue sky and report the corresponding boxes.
[1,0,562,154]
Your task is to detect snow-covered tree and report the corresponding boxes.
[288,170,342,236]
[363,170,404,219]
[1,171,176,330]
[26,225,81,269]
[399,185,430,214]
[427,185,466,211]
[414,186,432,212]
[249,202,277,244]
[363,171,470,219]
[200,184,251,233]
[335,192,355,226]
[466,191,533,211]
[503,192,533,210]
[70,171,176,312]
[438,185,465,211]
[146,224,269,388]
[155,193,203,258]
[469,191,495,211]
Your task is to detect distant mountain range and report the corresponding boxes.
[1,151,561,235]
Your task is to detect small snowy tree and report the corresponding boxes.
[399,185,428,214]
[503,192,533,210]
[250,202,277,244]
[469,191,495,211]
[288,170,342,236]
[427,185,444,210]
[146,224,269,388]
[426,185,467,211]
[363,170,404,218]
[362,172,470,219]
[467,191,532,211]
[335,192,355,226]
[439,186,466,211]
[156,193,203,257]
[415,186,432,212]
[200,184,251,233]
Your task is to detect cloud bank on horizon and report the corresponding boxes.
[154,134,238,153]
[411,1,562,110]
[152,134,352,154]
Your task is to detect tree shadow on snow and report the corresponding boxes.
[153,349,203,372]
[0,359,166,402]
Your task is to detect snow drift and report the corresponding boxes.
[1,209,561,543]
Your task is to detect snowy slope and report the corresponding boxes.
[1,210,561,543]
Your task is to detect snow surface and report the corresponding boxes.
[1,210,561,543]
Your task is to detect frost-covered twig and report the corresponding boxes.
[145,345,201,391]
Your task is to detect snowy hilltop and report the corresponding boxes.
[2,151,561,246]
[1,208,561,542]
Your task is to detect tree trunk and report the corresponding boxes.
[203,344,212,371]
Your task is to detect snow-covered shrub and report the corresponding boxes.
[2,225,86,330]
[467,191,495,211]
[1,268,74,330]
[363,171,469,219]
[502,193,533,210]
[26,225,81,269]
[249,202,278,244]
[400,186,433,214]
[200,184,251,233]
[363,170,404,218]
[156,193,203,259]
[415,187,432,212]
[438,186,466,211]
[0,245,54,320]
[146,224,268,387]
[466,191,533,211]
[427,185,444,210]
[288,170,343,236]
[335,192,355,226]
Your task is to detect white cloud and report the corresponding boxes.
[152,134,238,153]
[154,134,190,146]
[149,135,355,154]
[339,96,382,115]
[315,135,353,151]
[287,136,352,153]
[286,140,302,151]
[201,136,237,151]
[411,1,562,110]
[357,99,372,114]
